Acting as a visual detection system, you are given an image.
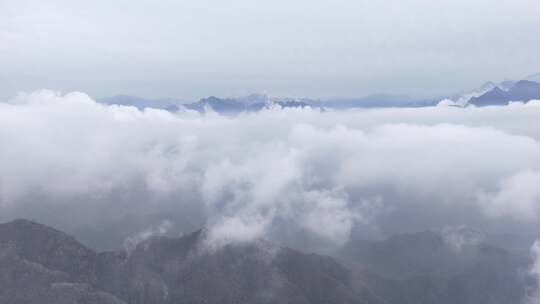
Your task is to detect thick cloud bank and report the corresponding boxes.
[1,90,540,250]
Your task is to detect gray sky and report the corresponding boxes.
[1,0,540,101]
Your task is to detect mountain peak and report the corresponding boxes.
[488,86,506,93]
[0,218,97,284]
[479,81,497,90]
[468,86,510,106]
[6,218,44,227]
[1,218,71,240]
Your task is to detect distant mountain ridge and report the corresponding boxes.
[310,94,437,108]
[336,228,525,279]
[0,219,534,304]
[336,228,533,304]
[526,73,540,83]
[99,93,435,113]
[468,80,540,106]
[0,219,123,304]
[97,73,540,111]
[172,95,313,114]
[0,219,382,304]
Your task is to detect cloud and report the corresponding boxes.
[478,171,540,221]
[1,90,540,250]
[527,100,540,107]
[441,226,485,252]
[437,99,460,107]
[124,220,173,253]
[205,215,271,250]
[437,82,498,107]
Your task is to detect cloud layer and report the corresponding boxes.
[1,90,540,250]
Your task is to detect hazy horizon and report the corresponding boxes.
[2,0,540,101]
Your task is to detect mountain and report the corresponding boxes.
[98,93,316,114]
[314,94,437,108]
[336,228,531,304]
[437,82,500,107]
[1,219,533,304]
[236,93,272,106]
[0,219,99,283]
[97,230,382,304]
[0,219,124,304]
[506,80,540,101]
[336,228,524,278]
[498,80,516,91]
[468,80,540,106]
[97,76,540,111]
[0,219,382,304]
[99,93,437,113]
[275,100,311,109]
[467,87,510,106]
[181,96,314,114]
[526,73,540,83]
[184,96,246,114]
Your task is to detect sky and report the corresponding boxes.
[1,0,540,101]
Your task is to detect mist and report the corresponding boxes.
[1,90,540,251]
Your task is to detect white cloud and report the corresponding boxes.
[438,82,498,107]
[205,215,271,250]
[437,99,460,107]
[441,226,485,252]
[478,171,540,221]
[527,100,540,107]
[124,220,173,253]
[2,90,540,248]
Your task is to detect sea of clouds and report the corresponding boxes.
[1,90,540,251]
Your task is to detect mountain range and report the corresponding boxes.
[97,80,540,113]
[468,80,540,106]
[99,94,314,114]
[98,93,438,114]
[0,219,534,304]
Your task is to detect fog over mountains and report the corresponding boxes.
[0,219,535,304]
[2,87,540,303]
[3,0,540,302]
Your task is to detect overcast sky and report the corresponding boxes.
[1,0,540,101]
